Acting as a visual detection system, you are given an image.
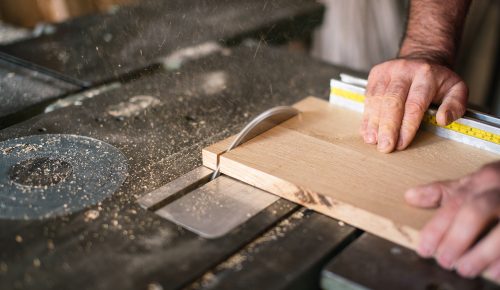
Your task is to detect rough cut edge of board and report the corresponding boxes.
[202,138,231,169]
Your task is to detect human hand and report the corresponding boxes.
[405,161,500,281]
[362,58,468,153]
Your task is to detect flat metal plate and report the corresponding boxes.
[156,176,280,239]
[0,134,127,219]
[137,166,213,210]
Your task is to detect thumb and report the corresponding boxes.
[405,180,456,208]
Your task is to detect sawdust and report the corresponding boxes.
[9,157,73,187]
[84,209,100,222]
[32,258,41,268]
[47,240,55,250]
[161,42,229,70]
[147,282,164,290]
[200,71,227,95]
[0,262,8,273]
[44,83,120,113]
[186,208,309,289]
[1,134,128,219]
[216,253,247,271]
[1,143,42,155]
[0,39,341,289]
[0,21,30,44]
[107,95,161,118]
[187,272,218,289]
[390,246,402,255]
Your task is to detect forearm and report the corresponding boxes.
[399,0,471,67]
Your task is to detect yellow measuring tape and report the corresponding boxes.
[330,87,500,145]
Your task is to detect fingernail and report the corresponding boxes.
[417,244,432,257]
[397,137,404,149]
[405,188,417,200]
[417,235,435,257]
[445,111,454,125]
[377,137,391,151]
[457,263,476,278]
[437,251,454,269]
[364,131,377,144]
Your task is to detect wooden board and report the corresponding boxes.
[202,97,498,250]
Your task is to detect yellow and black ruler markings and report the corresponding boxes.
[330,78,500,154]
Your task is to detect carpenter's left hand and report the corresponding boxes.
[405,161,500,281]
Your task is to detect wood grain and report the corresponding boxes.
[202,96,498,250]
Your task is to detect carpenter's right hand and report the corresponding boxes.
[361,58,468,153]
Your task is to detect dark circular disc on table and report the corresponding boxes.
[0,134,128,220]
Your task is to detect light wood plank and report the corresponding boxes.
[202,97,498,250]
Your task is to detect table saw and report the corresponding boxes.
[0,1,498,289]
